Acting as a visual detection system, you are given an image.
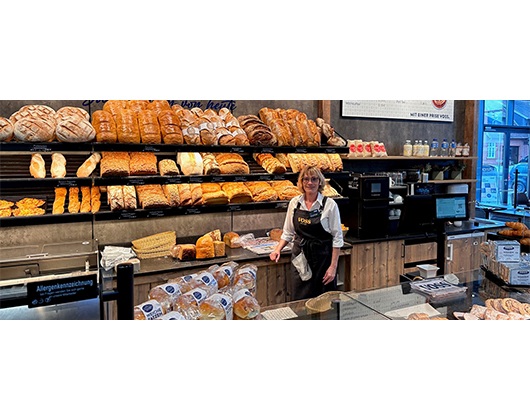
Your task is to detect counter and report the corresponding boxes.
[261,267,530,320]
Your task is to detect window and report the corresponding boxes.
[477,101,530,207]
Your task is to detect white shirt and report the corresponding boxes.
[280,192,344,248]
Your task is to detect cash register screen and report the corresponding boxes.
[435,194,468,221]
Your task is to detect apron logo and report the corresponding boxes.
[297,217,312,225]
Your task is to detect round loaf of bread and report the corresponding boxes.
[56,115,96,143]
[0,117,14,142]
[14,116,56,142]
[10,104,56,123]
[56,106,90,122]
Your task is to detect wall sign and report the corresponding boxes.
[27,273,98,308]
[342,100,454,122]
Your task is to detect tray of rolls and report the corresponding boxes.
[496,221,530,249]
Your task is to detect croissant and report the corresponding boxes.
[505,221,527,231]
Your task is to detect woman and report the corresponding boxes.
[269,165,344,301]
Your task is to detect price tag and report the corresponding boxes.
[230,147,244,153]
[189,177,202,183]
[273,175,286,180]
[227,205,241,212]
[325,148,337,154]
[258,175,272,181]
[127,178,145,186]
[27,273,98,308]
[185,208,201,215]
[143,146,160,152]
[119,211,137,219]
[261,148,274,154]
[165,177,182,184]
[212,176,226,183]
[30,145,52,152]
[275,202,288,209]
[295,148,308,153]
[147,210,165,218]
[234,176,247,182]
[57,180,78,187]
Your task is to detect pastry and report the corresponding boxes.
[29,153,46,178]
[52,187,67,214]
[50,153,66,178]
[80,186,91,213]
[68,187,80,213]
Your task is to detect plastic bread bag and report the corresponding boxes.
[173,287,209,320]
[209,261,239,291]
[188,270,219,296]
[233,233,255,248]
[165,273,198,294]
[134,299,166,320]
[157,311,186,320]
[148,282,183,313]
[233,263,258,295]
[199,293,233,320]
[232,288,260,320]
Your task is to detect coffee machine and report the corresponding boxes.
[343,174,391,239]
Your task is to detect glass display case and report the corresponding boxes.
[260,268,530,320]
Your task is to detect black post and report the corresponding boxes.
[514,169,519,208]
[116,263,134,320]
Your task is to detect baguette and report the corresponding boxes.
[77,152,102,177]
[80,186,91,213]
[90,186,101,213]
[52,187,67,214]
[68,187,80,213]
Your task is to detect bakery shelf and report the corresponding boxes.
[0,177,93,189]
[0,212,93,227]
[0,142,93,152]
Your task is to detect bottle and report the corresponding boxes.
[422,140,430,157]
[403,139,412,157]
[455,142,463,157]
[412,140,420,156]
[449,139,457,157]
[430,138,439,156]
[440,138,449,157]
[462,143,470,157]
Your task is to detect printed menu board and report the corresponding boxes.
[342,100,454,122]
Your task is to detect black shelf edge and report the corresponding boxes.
[0,177,94,189]
[0,142,93,152]
[0,141,348,154]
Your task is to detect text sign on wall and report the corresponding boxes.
[27,273,98,308]
[342,100,454,122]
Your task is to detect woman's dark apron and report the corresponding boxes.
[291,196,337,301]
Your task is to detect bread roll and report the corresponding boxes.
[137,109,162,144]
[56,115,96,143]
[77,152,102,177]
[158,109,183,144]
[148,283,183,313]
[134,299,166,320]
[29,153,46,178]
[53,187,67,214]
[223,231,241,248]
[0,117,14,142]
[91,110,117,143]
[56,106,90,122]
[196,234,215,259]
[68,187,80,213]
[51,153,66,178]
[14,116,56,142]
[80,186,91,213]
[173,288,208,320]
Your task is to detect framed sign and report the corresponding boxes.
[342,100,454,122]
[27,273,98,308]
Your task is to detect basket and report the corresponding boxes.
[131,231,176,250]
[305,291,343,313]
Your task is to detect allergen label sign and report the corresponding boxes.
[27,274,98,308]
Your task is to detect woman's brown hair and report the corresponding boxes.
[297,165,326,193]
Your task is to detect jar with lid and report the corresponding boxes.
[422,140,430,157]
[462,143,470,157]
[412,140,421,156]
[455,142,463,157]
[403,140,412,157]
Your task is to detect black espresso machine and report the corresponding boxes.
[343,174,391,239]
